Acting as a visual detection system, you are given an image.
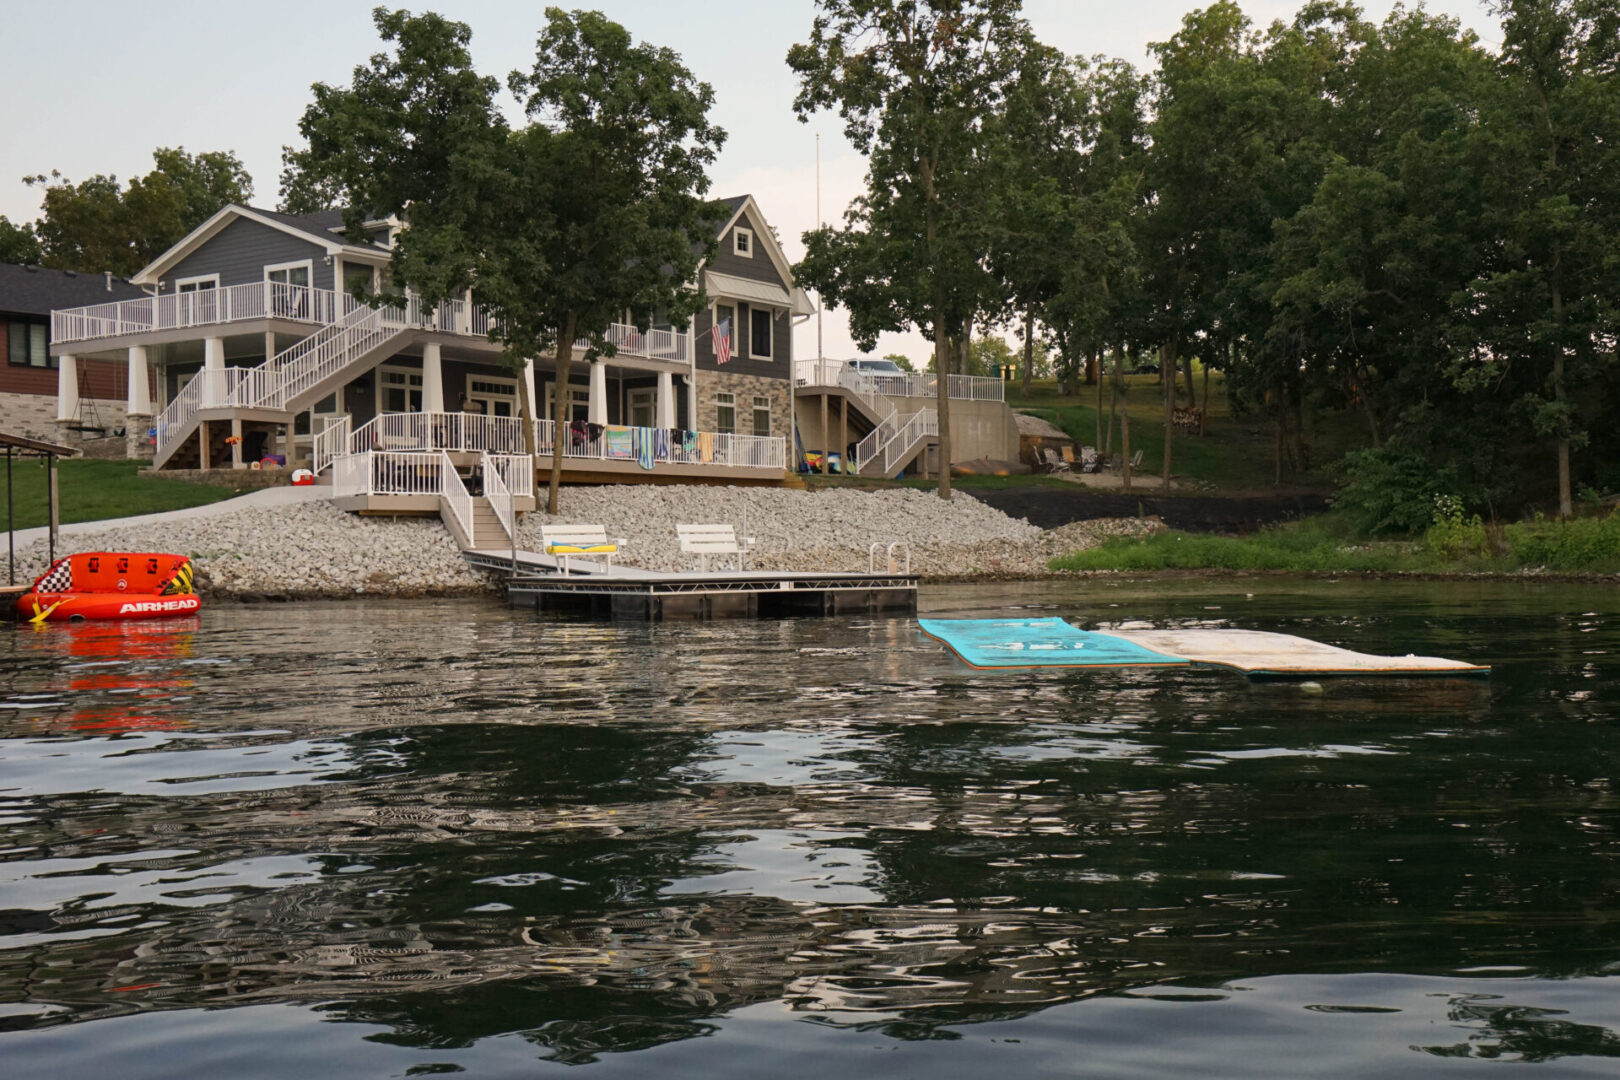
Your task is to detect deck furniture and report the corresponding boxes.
[540,524,625,576]
[1110,449,1145,474]
[1042,447,1071,473]
[677,523,754,572]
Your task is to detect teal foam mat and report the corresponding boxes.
[918,618,1191,669]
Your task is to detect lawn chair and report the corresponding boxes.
[1041,447,1071,473]
[1110,449,1145,474]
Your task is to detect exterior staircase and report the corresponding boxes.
[855,407,939,478]
[152,303,408,470]
[443,495,511,551]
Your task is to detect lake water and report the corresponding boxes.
[2,579,1617,1078]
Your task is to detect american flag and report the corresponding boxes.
[714,317,732,365]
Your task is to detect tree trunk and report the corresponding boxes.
[546,311,578,516]
[1552,285,1572,518]
[1020,306,1035,397]
[1118,349,1132,494]
[1105,349,1118,457]
[1095,351,1108,453]
[1160,341,1175,490]
[934,324,952,499]
[1199,355,1210,437]
[1183,351,1196,404]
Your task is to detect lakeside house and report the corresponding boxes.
[25,194,1018,539]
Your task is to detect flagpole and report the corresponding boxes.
[816,132,823,362]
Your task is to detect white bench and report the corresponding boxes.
[677,523,754,573]
[540,524,626,576]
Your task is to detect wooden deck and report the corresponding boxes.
[463,548,918,620]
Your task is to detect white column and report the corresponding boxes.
[203,336,225,406]
[56,354,79,423]
[522,357,537,424]
[422,342,444,413]
[588,360,608,425]
[656,370,675,429]
[126,345,153,416]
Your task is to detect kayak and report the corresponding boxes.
[17,552,200,623]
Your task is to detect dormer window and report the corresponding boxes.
[734,228,753,258]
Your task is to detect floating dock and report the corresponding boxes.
[465,548,918,620]
[919,618,1490,678]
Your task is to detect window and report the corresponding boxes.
[343,264,376,296]
[628,387,656,428]
[715,392,736,435]
[714,303,736,347]
[8,320,50,368]
[749,308,772,359]
[752,396,771,437]
[379,366,423,413]
[175,274,218,293]
[266,261,315,318]
[733,228,753,257]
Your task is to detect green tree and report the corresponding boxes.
[790,0,1034,499]
[282,7,723,513]
[1459,0,1620,517]
[24,148,251,276]
[882,352,916,372]
[0,216,41,264]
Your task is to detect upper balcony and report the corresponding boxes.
[794,359,1005,402]
[51,281,691,365]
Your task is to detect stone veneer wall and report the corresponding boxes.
[692,370,793,441]
[0,390,134,460]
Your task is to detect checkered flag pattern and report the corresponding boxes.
[36,558,73,594]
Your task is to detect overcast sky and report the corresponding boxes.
[2,0,1499,361]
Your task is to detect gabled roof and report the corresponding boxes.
[712,194,799,288]
[0,262,147,318]
[129,204,391,286]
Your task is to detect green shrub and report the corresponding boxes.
[1333,447,1454,535]
[1425,494,1492,562]
[1505,513,1620,571]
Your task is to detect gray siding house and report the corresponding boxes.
[48,196,814,487]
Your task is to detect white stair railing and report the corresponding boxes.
[440,453,474,542]
[882,408,938,475]
[482,452,515,542]
[312,415,352,475]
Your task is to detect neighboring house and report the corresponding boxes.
[0,263,149,456]
[46,197,812,490]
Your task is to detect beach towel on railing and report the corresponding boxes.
[636,427,656,470]
[682,430,699,459]
[699,431,715,463]
[653,428,670,462]
[605,426,634,459]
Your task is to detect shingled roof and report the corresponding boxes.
[0,263,147,318]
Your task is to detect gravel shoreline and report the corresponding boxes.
[7,486,1163,599]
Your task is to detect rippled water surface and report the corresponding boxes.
[2,579,1618,1078]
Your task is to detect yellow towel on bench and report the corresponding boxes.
[547,543,617,554]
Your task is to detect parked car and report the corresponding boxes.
[846,358,906,375]
[1132,362,1160,376]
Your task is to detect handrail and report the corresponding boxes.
[867,540,912,574]
[883,409,938,475]
[440,452,474,542]
[533,419,784,470]
[311,415,351,475]
[348,411,527,456]
[483,452,514,542]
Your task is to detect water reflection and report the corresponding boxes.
[1,582,1617,1074]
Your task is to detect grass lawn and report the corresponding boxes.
[1008,373,1366,494]
[1,458,241,532]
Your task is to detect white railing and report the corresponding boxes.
[331,449,445,498]
[533,420,785,470]
[343,411,527,460]
[948,373,1006,401]
[440,453,474,542]
[312,415,352,475]
[882,408,939,475]
[793,360,1005,403]
[596,322,689,362]
[484,453,534,499]
[52,281,501,346]
[483,453,515,542]
[153,367,257,458]
[267,305,397,410]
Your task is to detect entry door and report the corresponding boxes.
[628,387,655,428]
[466,377,518,418]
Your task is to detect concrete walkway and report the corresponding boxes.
[4,484,330,550]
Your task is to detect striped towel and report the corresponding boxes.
[636,428,655,470]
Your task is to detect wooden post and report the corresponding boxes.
[47,456,58,565]
[199,421,211,471]
[230,417,244,469]
[840,397,848,476]
[820,393,830,475]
